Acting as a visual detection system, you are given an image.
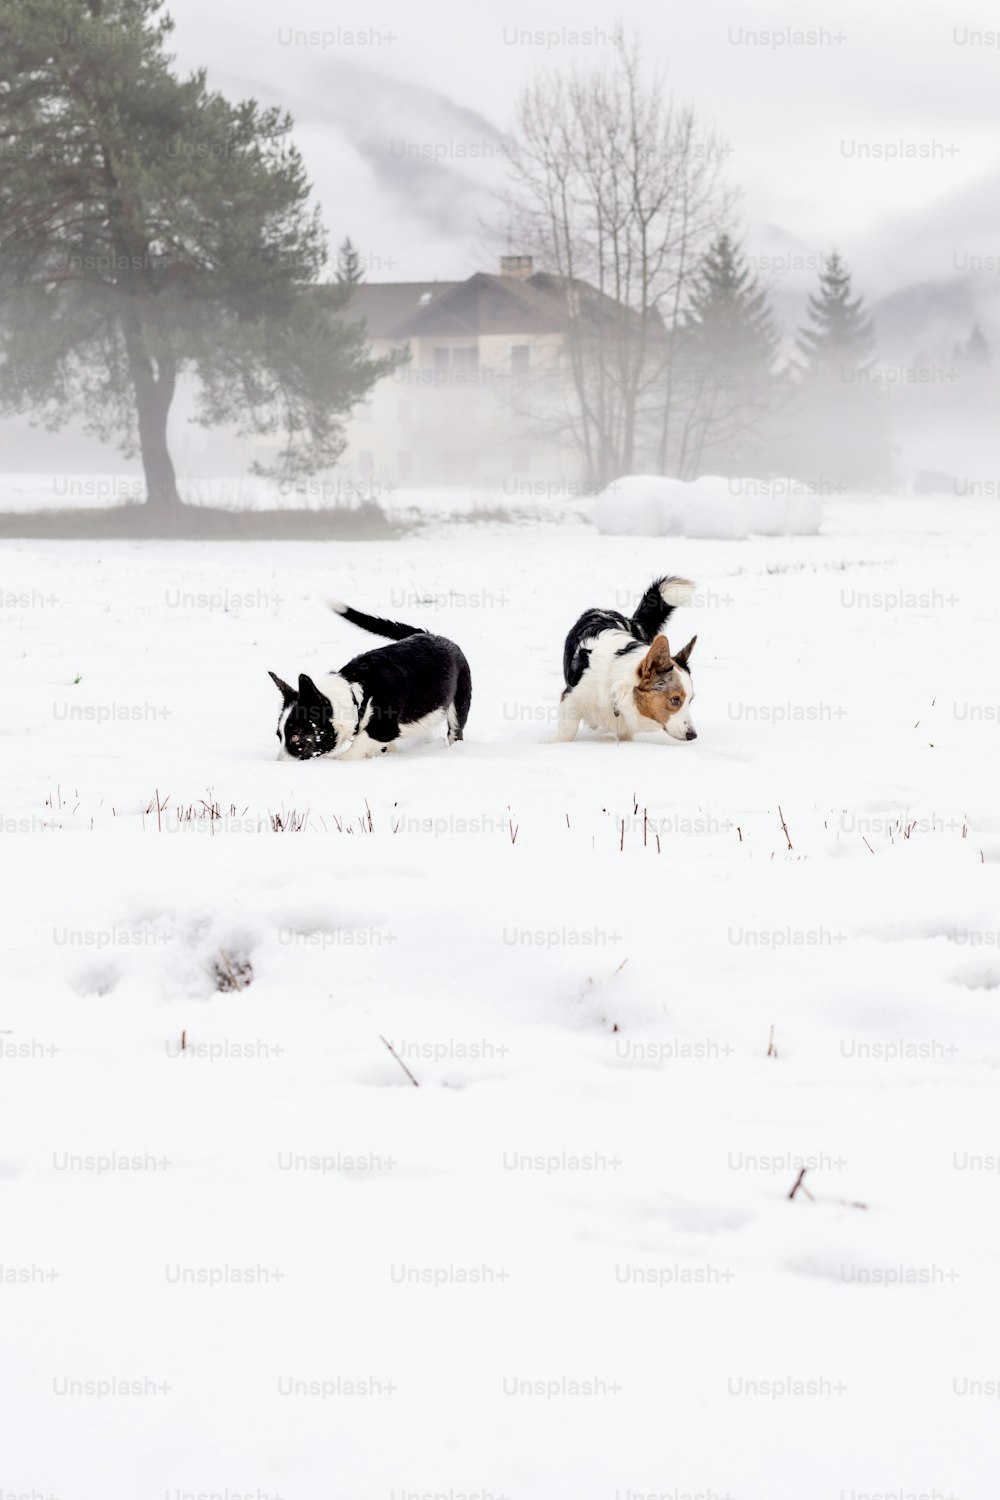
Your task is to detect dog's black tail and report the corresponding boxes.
[326,598,425,641]
[631,576,695,639]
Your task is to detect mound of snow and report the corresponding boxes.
[594,474,822,538]
[682,475,749,540]
[735,477,824,537]
[591,474,670,535]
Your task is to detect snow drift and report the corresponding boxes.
[594,473,823,539]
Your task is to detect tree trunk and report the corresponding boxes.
[121,307,180,508]
[134,364,179,509]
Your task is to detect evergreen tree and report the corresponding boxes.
[787,252,887,486]
[676,233,780,476]
[963,324,991,366]
[0,0,398,509]
[796,251,876,378]
[336,237,364,288]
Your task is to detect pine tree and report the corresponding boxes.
[0,0,399,509]
[336,237,364,288]
[786,252,887,485]
[676,233,780,476]
[796,251,876,378]
[682,234,777,375]
[963,324,991,365]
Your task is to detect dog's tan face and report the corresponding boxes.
[633,635,697,740]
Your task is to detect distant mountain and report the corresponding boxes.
[214,57,509,279]
[868,274,1000,363]
[741,216,999,365]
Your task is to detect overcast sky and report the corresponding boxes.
[166,0,1000,292]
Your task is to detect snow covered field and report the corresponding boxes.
[3,493,1000,1499]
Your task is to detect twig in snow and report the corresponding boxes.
[778,804,792,851]
[767,1024,777,1058]
[379,1034,419,1087]
[788,1167,813,1201]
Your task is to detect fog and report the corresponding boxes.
[2,0,997,519]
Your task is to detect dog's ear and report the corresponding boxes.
[268,671,297,708]
[673,635,697,672]
[297,673,324,704]
[638,635,674,688]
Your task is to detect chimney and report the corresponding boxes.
[500,254,534,279]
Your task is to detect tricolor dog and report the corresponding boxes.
[269,601,472,761]
[556,576,697,743]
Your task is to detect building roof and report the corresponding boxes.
[342,282,460,339]
[338,269,661,341]
[388,273,564,338]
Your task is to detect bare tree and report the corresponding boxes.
[500,33,735,489]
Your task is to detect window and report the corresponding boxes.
[359,450,373,473]
[511,345,530,380]
[451,346,479,375]
[432,345,480,379]
[398,451,414,481]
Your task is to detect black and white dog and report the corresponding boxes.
[269,601,472,761]
[556,576,697,743]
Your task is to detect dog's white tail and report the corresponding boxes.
[630,575,695,638]
[659,578,695,607]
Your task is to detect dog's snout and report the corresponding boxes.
[685,727,698,741]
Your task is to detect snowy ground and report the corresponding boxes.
[2,493,1000,1499]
